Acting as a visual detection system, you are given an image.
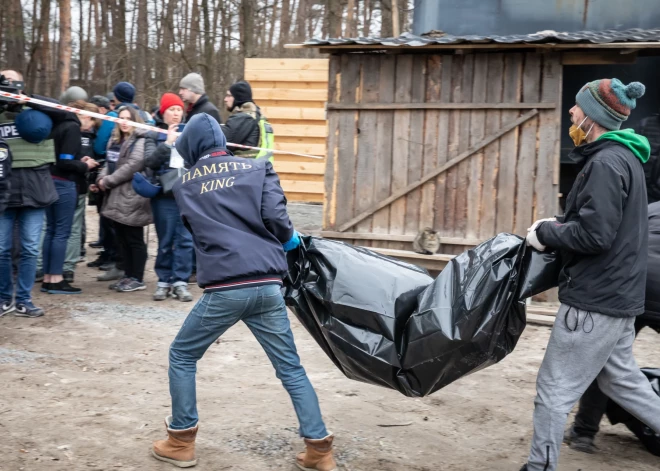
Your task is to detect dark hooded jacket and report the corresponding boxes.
[537,130,651,317]
[185,95,222,125]
[48,112,88,191]
[172,113,293,290]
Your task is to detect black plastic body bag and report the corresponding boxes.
[283,233,559,397]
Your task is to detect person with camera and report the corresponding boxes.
[0,70,57,317]
[143,93,194,302]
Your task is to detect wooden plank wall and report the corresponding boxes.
[244,58,328,202]
[324,52,562,254]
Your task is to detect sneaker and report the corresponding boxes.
[35,270,44,282]
[110,277,130,290]
[188,273,197,285]
[153,286,171,301]
[47,280,82,295]
[40,282,51,293]
[172,285,193,302]
[1,299,15,317]
[14,301,45,318]
[98,267,125,282]
[564,428,597,454]
[88,240,103,249]
[117,279,146,292]
[63,271,74,283]
[87,253,109,268]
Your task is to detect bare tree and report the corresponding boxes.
[55,0,72,95]
[135,0,149,106]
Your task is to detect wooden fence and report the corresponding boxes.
[322,52,563,255]
[244,58,328,203]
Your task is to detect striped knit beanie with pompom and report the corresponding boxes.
[576,78,645,130]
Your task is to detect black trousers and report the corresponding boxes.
[113,222,146,282]
[101,215,120,265]
[573,319,647,438]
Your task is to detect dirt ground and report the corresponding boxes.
[1,206,659,471]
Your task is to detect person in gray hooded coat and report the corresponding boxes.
[95,106,152,293]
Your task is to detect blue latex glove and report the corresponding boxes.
[282,231,301,252]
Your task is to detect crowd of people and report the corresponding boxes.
[0,68,271,317]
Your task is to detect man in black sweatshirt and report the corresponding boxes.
[520,78,660,471]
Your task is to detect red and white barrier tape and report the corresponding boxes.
[0,91,324,160]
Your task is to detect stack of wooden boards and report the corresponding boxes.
[244,58,328,203]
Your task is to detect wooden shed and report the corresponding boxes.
[290,30,660,268]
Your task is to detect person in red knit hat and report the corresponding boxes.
[143,92,194,303]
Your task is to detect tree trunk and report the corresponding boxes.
[5,0,26,72]
[79,0,85,81]
[111,0,128,85]
[391,0,399,36]
[184,0,200,67]
[134,0,148,106]
[363,0,373,36]
[25,0,43,92]
[201,0,214,98]
[379,0,392,37]
[268,0,280,52]
[294,0,307,42]
[325,0,342,38]
[345,0,356,37]
[278,0,291,52]
[55,0,72,96]
[92,0,104,83]
[240,0,256,59]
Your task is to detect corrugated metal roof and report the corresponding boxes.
[302,28,660,48]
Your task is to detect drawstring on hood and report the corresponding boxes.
[175,113,227,167]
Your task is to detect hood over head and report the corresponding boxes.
[175,113,227,167]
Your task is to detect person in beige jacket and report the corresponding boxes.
[93,105,152,292]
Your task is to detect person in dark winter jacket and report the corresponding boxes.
[222,80,260,155]
[62,100,101,282]
[563,201,660,456]
[636,113,660,202]
[519,78,660,471]
[95,106,152,293]
[40,104,99,295]
[144,93,194,303]
[151,113,337,470]
[94,82,153,157]
[0,69,58,318]
[178,73,222,125]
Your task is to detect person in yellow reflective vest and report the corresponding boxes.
[222,80,275,162]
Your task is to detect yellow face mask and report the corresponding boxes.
[569,117,594,147]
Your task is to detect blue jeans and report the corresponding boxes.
[43,180,77,275]
[152,198,193,287]
[168,284,329,438]
[0,207,46,303]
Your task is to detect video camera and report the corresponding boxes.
[0,74,25,113]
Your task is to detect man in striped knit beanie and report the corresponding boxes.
[519,78,660,471]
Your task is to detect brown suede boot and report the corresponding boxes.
[296,434,337,471]
[152,416,198,468]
